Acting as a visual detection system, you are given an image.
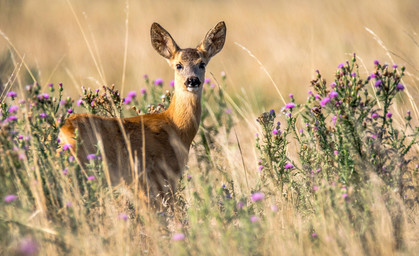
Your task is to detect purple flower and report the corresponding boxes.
[140,88,147,95]
[351,72,357,77]
[313,185,319,191]
[77,99,83,106]
[329,91,338,98]
[39,113,48,118]
[225,108,232,114]
[315,94,321,100]
[269,109,275,115]
[284,163,294,170]
[66,202,73,207]
[67,108,73,114]
[285,102,295,109]
[123,97,132,104]
[7,91,17,98]
[272,129,278,135]
[172,233,185,241]
[8,105,19,113]
[338,63,344,69]
[86,154,96,160]
[258,165,263,171]
[396,83,404,91]
[118,213,128,221]
[332,115,337,126]
[87,176,95,181]
[7,115,18,122]
[62,144,72,151]
[48,83,53,88]
[308,90,313,95]
[330,82,336,89]
[320,97,330,107]
[334,150,339,156]
[289,93,294,98]
[204,78,211,84]
[17,237,38,255]
[4,194,18,203]
[68,156,75,162]
[170,80,175,87]
[63,168,68,175]
[370,73,377,79]
[154,78,163,86]
[371,113,379,119]
[250,216,259,222]
[127,91,137,98]
[43,93,50,99]
[374,80,382,87]
[221,71,226,78]
[342,193,348,199]
[271,204,278,212]
[386,112,392,118]
[210,83,216,89]
[237,201,244,209]
[312,232,318,238]
[374,60,380,65]
[143,74,149,80]
[251,192,265,202]
[392,64,398,69]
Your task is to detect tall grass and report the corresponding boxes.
[1,0,419,255]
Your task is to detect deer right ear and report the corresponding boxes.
[150,23,180,59]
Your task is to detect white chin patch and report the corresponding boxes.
[187,87,199,92]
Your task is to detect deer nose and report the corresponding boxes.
[185,76,201,87]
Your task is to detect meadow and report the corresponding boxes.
[1,0,419,255]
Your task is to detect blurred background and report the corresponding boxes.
[0,0,418,111]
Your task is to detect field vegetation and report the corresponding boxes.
[1,0,419,255]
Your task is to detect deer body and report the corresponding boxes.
[59,22,226,203]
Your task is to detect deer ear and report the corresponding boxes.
[198,21,226,59]
[150,23,180,59]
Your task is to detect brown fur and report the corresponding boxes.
[59,21,226,205]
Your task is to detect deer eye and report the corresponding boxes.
[199,62,206,69]
[176,64,183,70]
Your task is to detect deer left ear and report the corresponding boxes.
[198,21,226,59]
[151,23,180,59]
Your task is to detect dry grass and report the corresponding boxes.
[1,0,419,255]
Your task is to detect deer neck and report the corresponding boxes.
[166,89,202,147]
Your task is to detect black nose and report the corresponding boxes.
[185,76,201,87]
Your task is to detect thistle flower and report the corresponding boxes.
[386,112,392,118]
[87,176,95,181]
[62,144,72,151]
[123,97,132,105]
[320,97,330,107]
[289,93,294,98]
[172,233,185,241]
[329,91,338,98]
[284,163,294,169]
[374,60,380,65]
[313,185,319,191]
[330,82,336,89]
[271,204,278,212]
[338,63,344,69]
[272,129,278,135]
[67,108,73,114]
[396,83,404,91]
[87,154,96,160]
[77,99,83,106]
[154,78,163,86]
[250,216,259,222]
[17,237,38,255]
[258,165,264,171]
[285,102,295,109]
[170,80,175,87]
[225,108,232,114]
[371,113,379,119]
[4,194,18,203]
[392,64,398,69]
[140,88,147,95]
[39,113,48,118]
[251,192,265,202]
[237,201,244,209]
[374,80,382,87]
[118,213,128,221]
[127,91,137,98]
[204,78,210,84]
[7,91,17,98]
[8,105,19,113]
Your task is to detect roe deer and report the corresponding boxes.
[59,21,226,205]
